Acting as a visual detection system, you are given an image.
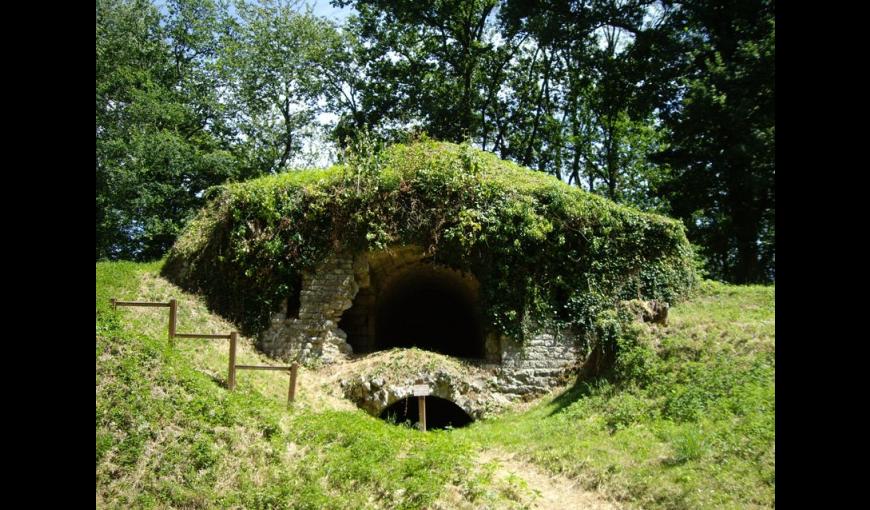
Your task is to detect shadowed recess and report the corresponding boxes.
[379,396,474,430]
[340,263,485,358]
[375,265,483,358]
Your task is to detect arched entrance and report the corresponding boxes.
[379,396,474,430]
[375,265,483,358]
[340,253,487,359]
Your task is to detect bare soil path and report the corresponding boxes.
[478,449,620,510]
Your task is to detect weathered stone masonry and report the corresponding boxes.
[259,253,358,364]
[259,247,588,414]
[496,329,584,396]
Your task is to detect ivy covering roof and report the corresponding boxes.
[164,140,697,338]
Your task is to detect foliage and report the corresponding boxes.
[333,0,500,144]
[96,0,254,260]
[651,0,776,283]
[459,281,775,509]
[218,0,340,174]
[97,261,497,509]
[163,140,697,338]
[96,0,341,260]
[96,0,774,283]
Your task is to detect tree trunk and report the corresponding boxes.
[278,99,293,171]
[725,144,764,283]
[523,47,551,166]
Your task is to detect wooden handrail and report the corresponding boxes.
[235,365,292,371]
[174,333,233,339]
[112,300,170,308]
[111,298,299,405]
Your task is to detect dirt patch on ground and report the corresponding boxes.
[478,449,621,510]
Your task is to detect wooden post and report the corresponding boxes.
[168,299,177,346]
[418,396,427,432]
[228,332,237,390]
[110,298,117,310]
[288,361,299,405]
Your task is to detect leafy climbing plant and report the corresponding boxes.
[163,140,697,339]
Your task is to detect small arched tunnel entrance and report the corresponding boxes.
[339,259,487,359]
[379,396,474,430]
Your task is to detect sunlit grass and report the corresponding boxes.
[97,261,773,509]
[455,281,774,509]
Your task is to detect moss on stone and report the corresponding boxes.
[163,140,697,339]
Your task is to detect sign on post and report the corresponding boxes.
[411,384,431,396]
[408,384,431,432]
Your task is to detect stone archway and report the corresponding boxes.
[339,247,490,360]
[379,395,474,430]
[374,263,483,357]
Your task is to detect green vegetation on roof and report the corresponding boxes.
[164,139,697,338]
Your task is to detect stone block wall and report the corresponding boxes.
[259,247,586,400]
[259,253,357,364]
[495,329,584,396]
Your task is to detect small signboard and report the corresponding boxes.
[411,384,431,396]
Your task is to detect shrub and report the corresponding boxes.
[668,425,707,463]
[603,393,654,431]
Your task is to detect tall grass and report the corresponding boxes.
[456,281,775,509]
[96,261,499,509]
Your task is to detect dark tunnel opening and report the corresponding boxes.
[374,268,484,358]
[340,264,486,359]
[379,396,474,430]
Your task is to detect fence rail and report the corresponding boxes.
[235,365,292,371]
[110,297,299,405]
[112,300,171,308]
[174,333,233,339]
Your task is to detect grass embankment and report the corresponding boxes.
[457,281,775,509]
[96,261,506,509]
[97,262,774,509]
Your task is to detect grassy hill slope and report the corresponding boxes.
[97,262,500,509]
[97,262,773,509]
[461,281,775,508]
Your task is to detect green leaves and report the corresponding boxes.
[652,0,775,283]
[219,1,338,174]
[97,0,248,261]
[165,140,697,338]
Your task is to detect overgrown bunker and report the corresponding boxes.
[164,140,698,404]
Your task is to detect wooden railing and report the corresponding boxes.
[110,298,299,405]
[111,298,177,344]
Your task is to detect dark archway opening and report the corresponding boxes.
[379,396,473,430]
[340,263,486,358]
[375,267,484,358]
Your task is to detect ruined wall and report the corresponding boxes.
[260,247,586,402]
[342,367,504,420]
[494,329,584,396]
[259,253,358,364]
